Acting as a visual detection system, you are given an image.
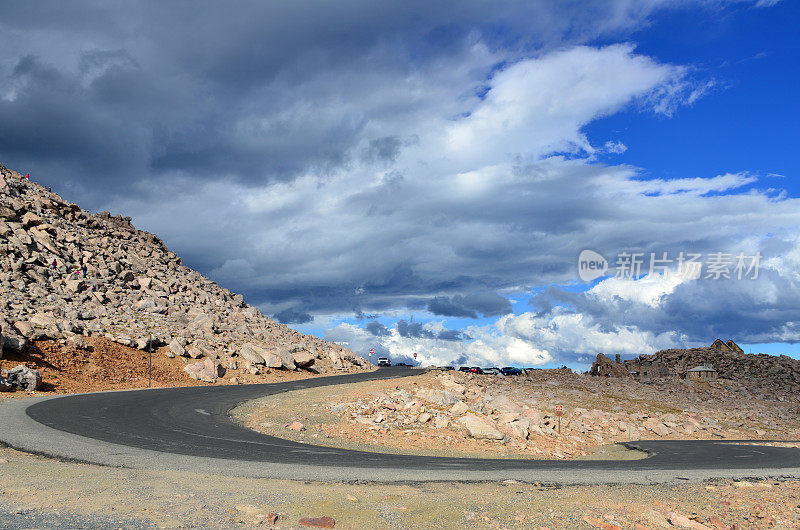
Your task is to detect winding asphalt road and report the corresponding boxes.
[2,367,800,483]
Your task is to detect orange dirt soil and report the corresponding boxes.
[0,337,338,397]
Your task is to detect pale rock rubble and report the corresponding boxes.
[326,368,800,459]
[0,163,371,389]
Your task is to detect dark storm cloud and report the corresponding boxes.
[396,319,436,339]
[0,0,683,199]
[395,319,465,342]
[365,321,392,336]
[427,292,513,318]
[272,308,313,324]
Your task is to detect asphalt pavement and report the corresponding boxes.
[1,367,799,484]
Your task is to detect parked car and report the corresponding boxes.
[458,366,472,372]
[440,366,455,371]
[500,366,522,376]
[468,366,484,374]
[394,362,409,366]
[483,367,500,375]
[377,357,391,367]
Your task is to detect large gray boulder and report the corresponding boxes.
[292,350,315,369]
[238,343,267,365]
[5,365,43,391]
[458,415,504,440]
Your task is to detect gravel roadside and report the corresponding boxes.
[0,445,798,528]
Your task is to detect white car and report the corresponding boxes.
[377,357,391,366]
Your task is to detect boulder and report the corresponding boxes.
[169,339,187,357]
[64,279,86,293]
[458,415,504,440]
[489,395,523,414]
[292,350,316,368]
[66,334,89,350]
[450,402,469,416]
[21,211,43,228]
[186,340,215,359]
[13,321,34,339]
[508,420,529,439]
[238,343,266,365]
[183,358,224,383]
[5,365,43,391]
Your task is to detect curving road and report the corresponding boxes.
[3,367,800,483]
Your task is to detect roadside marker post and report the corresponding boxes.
[148,334,152,388]
[555,403,563,434]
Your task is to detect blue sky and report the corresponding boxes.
[1,1,798,369]
[589,1,798,185]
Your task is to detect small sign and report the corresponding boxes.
[369,348,374,355]
[413,352,417,359]
[555,403,563,416]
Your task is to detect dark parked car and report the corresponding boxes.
[468,366,484,374]
[500,366,522,376]
[394,362,409,366]
[458,366,472,372]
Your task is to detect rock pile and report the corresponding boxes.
[643,347,800,397]
[323,369,798,458]
[0,163,371,387]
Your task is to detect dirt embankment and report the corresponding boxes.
[0,337,351,397]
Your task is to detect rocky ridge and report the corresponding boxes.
[0,163,371,388]
[643,347,800,396]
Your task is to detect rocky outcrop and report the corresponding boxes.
[643,347,800,396]
[0,163,372,383]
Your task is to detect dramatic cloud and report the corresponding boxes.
[427,292,513,319]
[0,1,793,367]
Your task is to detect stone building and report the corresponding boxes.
[589,353,670,380]
[623,358,670,381]
[686,364,718,381]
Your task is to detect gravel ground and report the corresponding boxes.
[1,445,799,529]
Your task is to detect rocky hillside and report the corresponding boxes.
[641,347,800,396]
[0,163,370,386]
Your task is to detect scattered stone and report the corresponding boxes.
[582,515,621,530]
[298,515,336,528]
[450,402,468,416]
[286,421,305,431]
[66,334,89,350]
[642,509,671,528]
[668,511,710,529]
